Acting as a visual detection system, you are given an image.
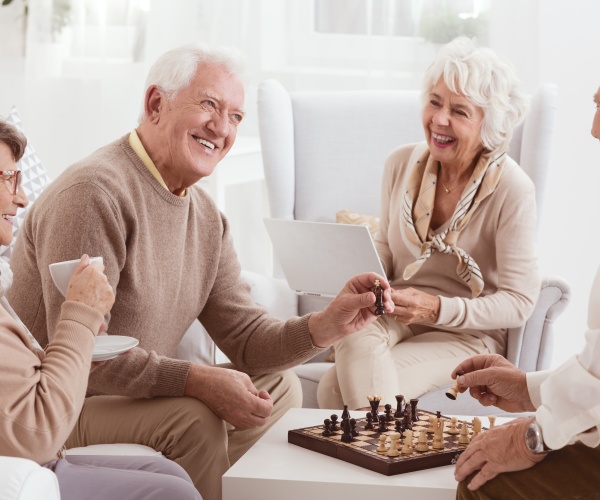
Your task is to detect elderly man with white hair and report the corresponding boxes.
[7,44,393,500]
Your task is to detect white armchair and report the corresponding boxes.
[0,457,60,500]
[257,79,571,415]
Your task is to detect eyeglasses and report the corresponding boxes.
[0,170,22,195]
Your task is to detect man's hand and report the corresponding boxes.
[454,417,547,490]
[452,354,535,412]
[390,287,440,324]
[184,364,273,430]
[307,272,394,347]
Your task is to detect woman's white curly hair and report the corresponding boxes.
[422,37,529,152]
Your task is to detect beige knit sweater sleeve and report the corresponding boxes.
[0,301,103,465]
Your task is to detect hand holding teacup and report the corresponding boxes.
[50,255,115,317]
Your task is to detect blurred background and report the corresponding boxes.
[1,0,598,369]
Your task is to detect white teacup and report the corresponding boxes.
[49,256,104,296]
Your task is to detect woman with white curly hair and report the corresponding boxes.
[318,37,540,410]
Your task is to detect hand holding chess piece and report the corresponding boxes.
[451,354,536,413]
[373,279,386,315]
[446,371,464,400]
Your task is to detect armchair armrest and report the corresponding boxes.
[506,275,571,372]
[240,269,298,320]
[176,270,298,366]
[0,456,60,500]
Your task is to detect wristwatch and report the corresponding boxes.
[525,418,552,454]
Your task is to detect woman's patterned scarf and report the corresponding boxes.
[402,148,506,297]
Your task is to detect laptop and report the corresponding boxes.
[264,218,386,298]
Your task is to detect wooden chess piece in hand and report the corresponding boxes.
[446,372,463,400]
[373,279,386,315]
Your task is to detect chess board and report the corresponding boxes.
[288,409,486,476]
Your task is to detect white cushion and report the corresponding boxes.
[0,456,60,500]
[65,443,161,456]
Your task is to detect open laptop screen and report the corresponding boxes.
[264,218,386,298]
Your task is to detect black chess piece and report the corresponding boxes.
[369,397,380,420]
[377,415,387,433]
[341,417,353,443]
[395,419,403,433]
[341,404,351,421]
[384,403,394,421]
[410,398,419,422]
[330,414,339,431]
[350,418,359,437]
[322,418,332,437]
[365,412,374,430]
[394,394,404,418]
[373,280,386,315]
[402,404,413,431]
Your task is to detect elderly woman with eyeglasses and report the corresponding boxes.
[0,120,201,499]
[317,37,540,410]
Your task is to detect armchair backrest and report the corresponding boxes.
[257,80,560,328]
[258,79,557,226]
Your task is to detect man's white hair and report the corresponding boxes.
[138,43,250,123]
[422,37,529,152]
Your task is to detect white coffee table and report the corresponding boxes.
[223,408,502,500]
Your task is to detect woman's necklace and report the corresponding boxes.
[438,164,464,194]
[439,177,458,193]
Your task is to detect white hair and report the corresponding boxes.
[138,43,250,123]
[422,37,529,152]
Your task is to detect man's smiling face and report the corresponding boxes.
[152,62,245,192]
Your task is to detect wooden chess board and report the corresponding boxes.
[288,409,486,476]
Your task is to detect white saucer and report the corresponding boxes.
[93,335,139,362]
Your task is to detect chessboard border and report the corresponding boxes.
[288,409,478,476]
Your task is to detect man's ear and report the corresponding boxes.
[145,85,164,124]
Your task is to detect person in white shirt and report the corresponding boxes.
[451,86,600,499]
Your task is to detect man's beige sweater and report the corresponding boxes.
[8,136,323,399]
[0,301,103,464]
[375,143,541,354]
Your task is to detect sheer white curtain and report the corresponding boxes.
[260,0,490,92]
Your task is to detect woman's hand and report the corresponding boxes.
[390,287,440,324]
[65,254,115,317]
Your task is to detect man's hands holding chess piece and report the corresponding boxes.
[451,354,546,491]
[451,354,536,413]
[308,272,394,347]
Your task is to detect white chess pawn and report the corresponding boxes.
[376,434,388,453]
[401,430,414,455]
[416,431,429,452]
[458,421,470,445]
[488,415,497,429]
[427,415,436,434]
[447,416,460,435]
[387,433,400,457]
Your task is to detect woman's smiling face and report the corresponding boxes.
[422,78,485,171]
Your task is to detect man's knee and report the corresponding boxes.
[152,397,228,457]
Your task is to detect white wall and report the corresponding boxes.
[1,0,599,369]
